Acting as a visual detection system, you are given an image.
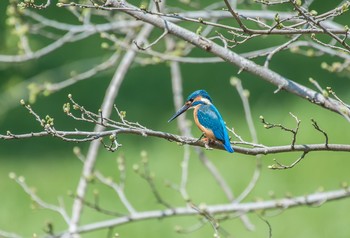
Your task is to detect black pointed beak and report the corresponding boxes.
[168,103,191,122]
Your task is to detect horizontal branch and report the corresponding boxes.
[0,16,140,63]
[0,31,77,63]
[1,128,350,155]
[24,10,142,32]
[178,9,348,34]
[57,4,350,36]
[53,187,350,236]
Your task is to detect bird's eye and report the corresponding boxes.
[189,98,194,102]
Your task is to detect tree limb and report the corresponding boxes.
[53,188,350,237]
[73,1,350,121]
[2,128,350,155]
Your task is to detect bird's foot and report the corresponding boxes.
[204,143,213,150]
[201,137,213,150]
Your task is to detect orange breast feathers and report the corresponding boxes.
[193,105,216,140]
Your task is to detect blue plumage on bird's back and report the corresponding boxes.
[193,104,216,140]
[194,102,234,153]
[198,105,230,141]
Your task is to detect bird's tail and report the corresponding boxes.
[224,140,234,153]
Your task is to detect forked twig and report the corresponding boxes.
[311,119,329,146]
[260,112,301,149]
[269,151,308,170]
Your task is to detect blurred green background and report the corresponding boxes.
[1,0,350,237]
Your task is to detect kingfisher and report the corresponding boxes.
[168,90,234,153]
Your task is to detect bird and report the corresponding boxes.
[168,89,234,153]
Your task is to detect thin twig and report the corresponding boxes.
[223,0,250,33]
[269,151,308,170]
[135,151,173,208]
[10,173,70,224]
[311,119,329,146]
[44,53,120,92]
[290,0,350,53]
[134,28,168,50]
[260,113,301,149]
[264,34,302,68]
[95,171,137,214]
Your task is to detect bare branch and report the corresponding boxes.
[327,87,350,109]
[290,0,350,53]
[260,113,301,148]
[0,230,22,238]
[86,1,350,121]
[2,101,350,155]
[54,188,350,236]
[264,34,302,68]
[68,21,155,236]
[43,53,120,93]
[168,40,191,202]
[231,78,262,205]
[2,1,350,237]
[9,173,70,224]
[56,3,350,36]
[223,0,250,33]
[311,119,329,146]
[0,31,77,63]
[269,151,308,170]
[95,171,137,214]
[134,151,173,208]
[134,28,169,50]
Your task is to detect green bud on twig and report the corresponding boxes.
[101,42,109,49]
[132,164,139,172]
[310,10,318,16]
[120,111,126,118]
[9,172,16,179]
[340,181,349,188]
[230,77,239,86]
[196,25,202,35]
[73,146,80,155]
[63,103,70,114]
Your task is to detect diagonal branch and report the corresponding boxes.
[67,23,155,236]
[290,0,350,53]
[43,53,120,93]
[0,31,78,63]
[9,173,70,224]
[134,28,169,50]
[85,1,350,122]
[231,78,262,204]
[223,0,250,34]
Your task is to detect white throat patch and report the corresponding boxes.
[200,97,212,105]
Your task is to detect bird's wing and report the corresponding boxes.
[197,105,226,142]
